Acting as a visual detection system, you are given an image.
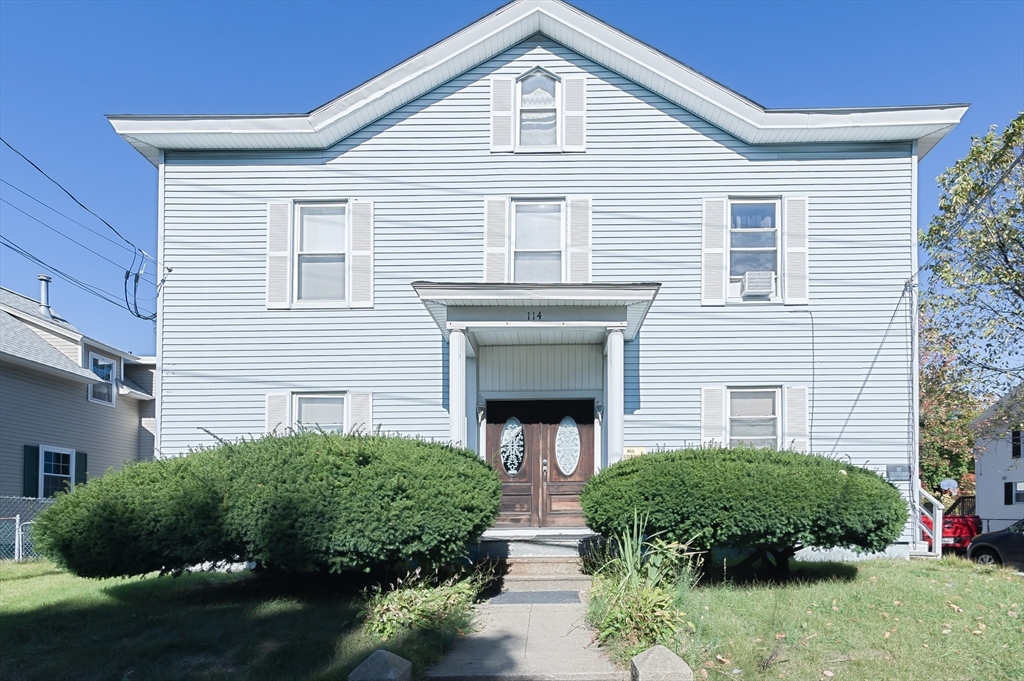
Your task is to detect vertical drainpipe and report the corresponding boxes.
[910,140,922,550]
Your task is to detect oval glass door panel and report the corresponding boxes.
[500,417,525,476]
[555,416,581,475]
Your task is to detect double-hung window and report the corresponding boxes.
[729,200,779,299]
[518,71,559,149]
[40,446,75,497]
[728,388,779,449]
[88,352,116,406]
[295,204,347,303]
[294,394,346,433]
[512,200,564,283]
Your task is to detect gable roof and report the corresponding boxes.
[109,0,967,165]
[0,312,99,383]
[0,287,78,334]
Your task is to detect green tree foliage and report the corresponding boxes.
[580,447,908,572]
[34,434,502,578]
[918,309,981,494]
[920,113,1024,418]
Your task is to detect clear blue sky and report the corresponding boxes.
[1,0,1021,356]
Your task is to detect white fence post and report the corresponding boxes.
[14,514,22,562]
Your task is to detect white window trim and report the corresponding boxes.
[38,445,75,498]
[515,68,562,153]
[1016,481,1024,504]
[87,351,117,407]
[292,201,350,309]
[510,198,567,283]
[727,197,782,303]
[291,392,348,433]
[726,385,781,449]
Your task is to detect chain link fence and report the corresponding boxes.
[0,496,53,561]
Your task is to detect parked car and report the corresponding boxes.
[921,496,982,552]
[967,519,1024,569]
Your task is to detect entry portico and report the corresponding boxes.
[413,282,658,526]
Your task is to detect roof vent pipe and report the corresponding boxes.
[38,274,53,319]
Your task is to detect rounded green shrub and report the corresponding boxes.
[34,434,502,578]
[580,447,908,566]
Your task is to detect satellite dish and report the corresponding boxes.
[940,478,959,492]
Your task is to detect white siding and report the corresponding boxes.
[157,37,917,504]
[975,433,1024,531]
[479,345,603,393]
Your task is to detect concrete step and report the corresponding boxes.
[501,575,592,592]
[503,557,584,576]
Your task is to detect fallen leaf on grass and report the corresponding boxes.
[716,655,731,664]
[945,601,964,613]
[823,672,834,678]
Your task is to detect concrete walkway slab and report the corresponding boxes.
[425,598,626,681]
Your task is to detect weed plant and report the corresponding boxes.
[363,566,485,642]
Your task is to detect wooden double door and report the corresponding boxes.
[486,400,595,527]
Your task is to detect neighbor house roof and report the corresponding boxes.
[108,0,967,165]
[0,311,99,384]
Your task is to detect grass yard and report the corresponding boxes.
[0,561,469,681]
[670,557,1023,681]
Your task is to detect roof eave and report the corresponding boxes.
[0,353,101,384]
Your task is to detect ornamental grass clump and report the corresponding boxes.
[364,566,483,641]
[587,511,702,659]
[34,433,502,578]
[580,447,908,573]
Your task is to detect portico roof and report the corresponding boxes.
[411,281,660,345]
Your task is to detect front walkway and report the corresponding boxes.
[425,596,625,680]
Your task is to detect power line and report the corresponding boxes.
[0,197,158,286]
[0,136,142,255]
[0,178,156,264]
[0,234,154,318]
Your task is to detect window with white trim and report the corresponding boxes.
[728,387,780,449]
[517,70,559,149]
[729,199,779,300]
[295,204,347,303]
[40,446,75,497]
[294,394,346,433]
[88,351,116,406]
[512,200,565,283]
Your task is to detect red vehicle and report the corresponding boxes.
[922,496,982,552]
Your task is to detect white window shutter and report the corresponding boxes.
[266,202,291,309]
[483,197,509,282]
[349,391,372,435]
[349,200,374,308]
[266,393,290,434]
[562,77,586,152]
[701,198,727,306]
[784,197,809,305]
[490,77,515,152]
[567,196,592,283]
[701,386,726,446]
[784,385,809,452]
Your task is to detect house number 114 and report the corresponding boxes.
[526,311,543,320]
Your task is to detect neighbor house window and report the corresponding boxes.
[1012,429,1021,459]
[294,394,345,433]
[728,388,779,449]
[1007,481,1024,505]
[40,446,75,497]
[512,200,564,283]
[729,200,779,299]
[295,204,347,303]
[88,352,116,405]
[518,71,559,148]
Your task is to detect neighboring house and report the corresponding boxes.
[108,0,967,553]
[0,277,155,499]
[974,389,1024,532]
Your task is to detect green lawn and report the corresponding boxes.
[671,557,1023,681]
[0,561,463,681]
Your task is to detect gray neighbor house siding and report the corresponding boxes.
[116,0,966,551]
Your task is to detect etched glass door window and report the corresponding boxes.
[555,416,581,475]
[500,417,525,476]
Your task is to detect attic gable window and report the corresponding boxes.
[518,71,558,148]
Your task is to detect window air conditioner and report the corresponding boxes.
[741,271,775,298]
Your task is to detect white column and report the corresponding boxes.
[449,328,467,447]
[606,328,624,465]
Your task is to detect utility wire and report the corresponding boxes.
[0,197,158,286]
[0,234,154,317]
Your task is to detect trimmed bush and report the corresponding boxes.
[580,447,908,570]
[34,434,502,578]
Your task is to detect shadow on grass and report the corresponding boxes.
[698,560,859,588]
[0,570,465,681]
